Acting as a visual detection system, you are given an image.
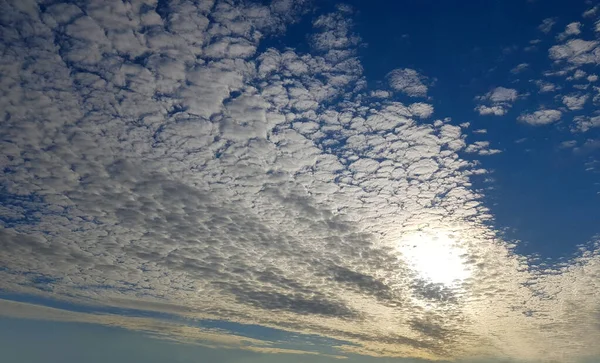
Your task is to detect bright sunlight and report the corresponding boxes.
[398,230,471,286]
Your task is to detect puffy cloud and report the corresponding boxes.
[2,1,600,363]
[534,80,558,93]
[570,69,587,80]
[464,141,502,155]
[474,87,519,116]
[481,86,518,103]
[562,93,589,110]
[572,115,600,132]
[386,68,428,97]
[556,22,582,41]
[549,39,600,64]
[474,105,507,116]
[518,109,563,125]
[408,102,434,118]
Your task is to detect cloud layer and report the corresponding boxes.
[0,1,599,363]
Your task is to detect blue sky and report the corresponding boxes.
[1,0,600,362]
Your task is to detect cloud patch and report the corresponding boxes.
[474,87,519,116]
[518,109,562,125]
[386,68,429,97]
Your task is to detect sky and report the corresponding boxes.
[1,0,600,362]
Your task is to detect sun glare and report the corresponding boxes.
[398,230,471,286]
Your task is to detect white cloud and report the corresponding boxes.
[549,39,600,64]
[556,22,582,41]
[386,68,428,97]
[572,115,600,132]
[562,93,589,110]
[481,86,518,103]
[571,69,587,80]
[534,80,558,93]
[464,141,502,155]
[408,102,434,118]
[475,105,507,116]
[2,2,600,363]
[518,109,562,125]
[474,87,519,115]
[369,90,390,99]
[588,74,598,82]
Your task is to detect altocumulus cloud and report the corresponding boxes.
[1,1,600,363]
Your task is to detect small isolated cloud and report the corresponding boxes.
[369,90,390,99]
[534,80,558,93]
[557,22,582,41]
[479,86,518,103]
[475,87,519,116]
[538,17,557,33]
[572,115,600,132]
[473,129,487,134]
[562,93,589,110]
[386,68,428,97]
[583,6,599,18]
[588,75,598,82]
[559,140,577,148]
[518,109,562,125]
[571,69,587,80]
[475,105,507,116]
[510,63,529,74]
[464,141,501,155]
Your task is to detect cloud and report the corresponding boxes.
[562,93,589,110]
[538,17,557,33]
[408,102,434,118]
[386,68,429,97]
[549,39,600,64]
[474,105,507,116]
[556,22,582,41]
[464,141,502,155]
[2,1,600,363]
[518,109,562,125]
[533,80,558,93]
[510,63,529,74]
[0,299,346,359]
[559,140,577,148]
[474,87,519,115]
[583,6,599,18]
[572,115,600,132]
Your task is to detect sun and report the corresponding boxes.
[398,230,471,285]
